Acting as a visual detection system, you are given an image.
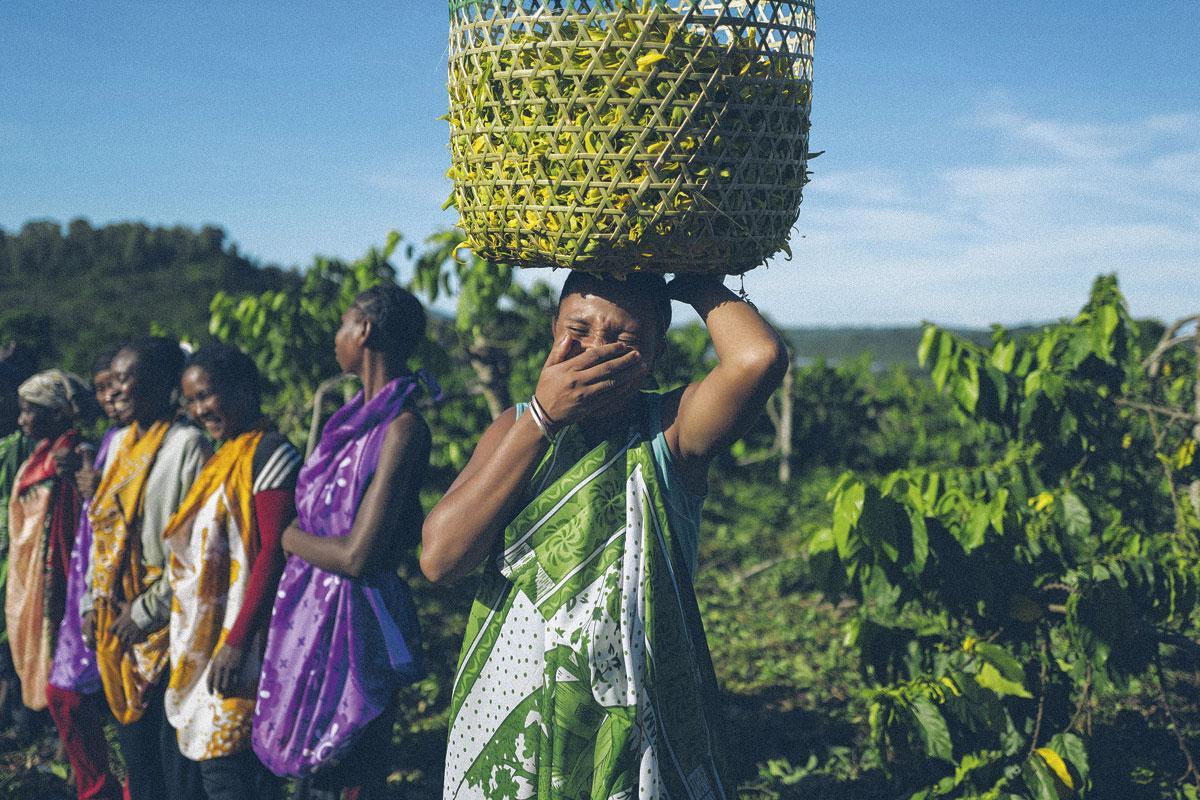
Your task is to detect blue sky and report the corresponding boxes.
[2,2,1197,327]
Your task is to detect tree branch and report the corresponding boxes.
[1154,655,1200,788]
[1114,398,1200,426]
[1143,315,1200,373]
[1029,635,1049,754]
[732,554,804,584]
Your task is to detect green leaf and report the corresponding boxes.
[930,332,957,391]
[918,325,938,367]
[974,643,1034,698]
[1036,331,1059,368]
[975,643,1026,684]
[1061,492,1092,538]
[909,510,929,573]
[909,695,954,763]
[990,339,1015,372]
[1093,304,1119,361]
[975,662,1032,699]
[1021,753,1061,800]
[952,359,981,413]
[1024,368,1042,398]
[990,488,1009,534]
[832,481,865,561]
[959,504,991,552]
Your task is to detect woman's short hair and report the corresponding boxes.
[91,343,125,381]
[558,272,672,336]
[121,337,185,405]
[186,344,262,411]
[352,284,427,363]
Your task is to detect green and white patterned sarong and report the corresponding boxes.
[444,419,731,800]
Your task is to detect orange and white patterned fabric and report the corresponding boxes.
[162,429,262,760]
[5,470,54,710]
[89,420,172,725]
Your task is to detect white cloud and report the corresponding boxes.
[976,109,1126,160]
[757,105,1200,326]
[807,168,910,205]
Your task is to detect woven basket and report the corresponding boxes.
[447,0,815,275]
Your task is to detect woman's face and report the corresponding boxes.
[17,399,64,441]
[107,349,147,426]
[334,307,369,374]
[93,368,119,421]
[553,291,664,367]
[181,365,251,441]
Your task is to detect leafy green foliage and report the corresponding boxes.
[813,276,1199,798]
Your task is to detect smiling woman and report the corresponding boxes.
[163,344,300,799]
[83,336,211,800]
[181,346,263,442]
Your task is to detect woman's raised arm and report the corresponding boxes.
[665,277,790,491]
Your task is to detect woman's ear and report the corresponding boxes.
[356,317,374,349]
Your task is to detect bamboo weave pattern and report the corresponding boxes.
[447,0,815,275]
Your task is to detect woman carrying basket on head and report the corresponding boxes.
[253,285,434,800]
[423,272,788,799]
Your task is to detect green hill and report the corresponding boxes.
[1,218,1057,376]
[781,325,1029,368]
[0,219,299,374]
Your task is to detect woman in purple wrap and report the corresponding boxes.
[253,285,433,799]
[46,347,123,800]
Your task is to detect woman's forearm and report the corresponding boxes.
[281,522,359,576]
[690,282,787,376]
[666,279,789,467]
[420,411,549,583]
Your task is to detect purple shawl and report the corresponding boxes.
[252,376,426,778]
[48,427,117,694]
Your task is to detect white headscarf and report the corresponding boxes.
[17,369,89,420]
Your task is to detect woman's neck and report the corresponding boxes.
[578,394,642,445]
[132,408,172,432]
[39,424,71,444]
[357,351,406,402]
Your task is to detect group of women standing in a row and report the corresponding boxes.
[2,271,789,800]
[1,285,430,799]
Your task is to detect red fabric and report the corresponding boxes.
[46,683,123,800]
[224,488,293,649]
[15,429,77,495]
[17,430,81,631]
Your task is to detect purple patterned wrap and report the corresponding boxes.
[252,376,428,778]
[48,427,117,694]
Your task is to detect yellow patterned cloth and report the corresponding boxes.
[163,429,262,760]
[88,420,172,725]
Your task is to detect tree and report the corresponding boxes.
[410,229,557,421]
